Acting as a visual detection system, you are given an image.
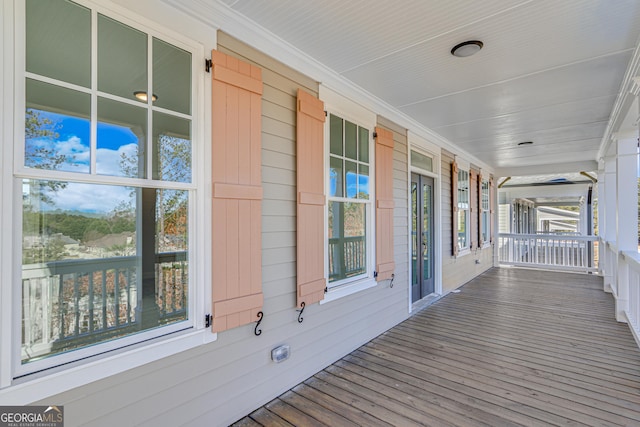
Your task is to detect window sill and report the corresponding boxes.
[0,328,216,405]
[456,248,471,258]
[321,277,377,304]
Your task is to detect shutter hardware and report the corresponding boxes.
[254,311,264,336]
[205,314,212,328]
[296,302,305,323]
[205,59,212,73]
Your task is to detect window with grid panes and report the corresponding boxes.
[327,114,372,285]
[19,0,194,373]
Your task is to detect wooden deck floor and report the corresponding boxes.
[233,268,640,426]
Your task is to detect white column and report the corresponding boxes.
[603,155,617,293]
[597,162,605,277]
[615,135,638,321]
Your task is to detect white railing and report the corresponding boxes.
[22,251,187,360]
[616,248,640,347]
[498,233,598,273]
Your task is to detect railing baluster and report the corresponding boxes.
[115,269,120,327]
[126,268,132,324]
[89,271,94,333]
[102,270,107,329]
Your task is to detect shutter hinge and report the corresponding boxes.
[205,314,212,328]
[374,271,378,278]
[373,132,378,138]
[324,287,328,293]
[324,110,328,117]
[205,59,212,73]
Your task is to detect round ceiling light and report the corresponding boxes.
[451,40,483,58]
[134,91,158,102]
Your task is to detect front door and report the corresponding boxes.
[411,173,435,301]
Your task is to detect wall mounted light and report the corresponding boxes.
[451,40,483,57]
[133,91,158,102]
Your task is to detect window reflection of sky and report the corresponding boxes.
[25,110,140,212]
[26,110,139,175]
[331,169,369,199]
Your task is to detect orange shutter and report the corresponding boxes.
[451,161,459,256]
[478,174,484,247]
[210,50,263,332]
[375,127,395,281]
[470,171,477,250]
[296,89,326,307]
[489,177,495,244]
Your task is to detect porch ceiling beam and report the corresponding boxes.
[495,160,598,178]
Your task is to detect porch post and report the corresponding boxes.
[603,156,616,294]
[615,135,638,322]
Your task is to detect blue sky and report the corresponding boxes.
[25,109,140,213]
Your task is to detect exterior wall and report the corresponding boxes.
[441,151,493,293]
[32,32,410,427]
[377,115,410,301]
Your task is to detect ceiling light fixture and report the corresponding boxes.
[450,40,483,58]
[133,91,158,102]
[517,141,533,146]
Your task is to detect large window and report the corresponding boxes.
[19,0,193,372]
[481,179,490,244]
[327,114,371,285]
[457,169,470,250]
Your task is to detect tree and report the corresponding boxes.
[24,109,69,204]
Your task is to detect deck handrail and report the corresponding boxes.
[22,251,188,360]
[498,233,598,273]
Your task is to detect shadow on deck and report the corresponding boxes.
[234,267,640,426]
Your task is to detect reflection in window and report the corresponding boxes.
[26,0,91,88]
[328,114,370,200]
[328,202,366,282]
[327,114,371,284]
[21,179,188,363]
[153,112,191,183]
[98,14,147,102]
[97,97,147,178]
[25,79,90,173]
[458,169,470,250]
[481,180,490,242]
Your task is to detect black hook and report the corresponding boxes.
[254,311,263,336]
[390,273,395,288]
[297,302,305,323]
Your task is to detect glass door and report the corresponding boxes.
[411,173,435,301]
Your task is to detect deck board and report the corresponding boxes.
[232,268,640,426]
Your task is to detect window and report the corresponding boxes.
[411,150,433,173]
[18,0,194,374]
[327,114,372,285]
[457,169,470,250]
[481,179,490,244]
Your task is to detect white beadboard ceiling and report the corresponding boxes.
[218,0,640,176]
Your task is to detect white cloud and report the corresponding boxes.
[96,143,139,177]
[51,182,133,213]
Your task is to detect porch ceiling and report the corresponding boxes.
[217,0,640,173]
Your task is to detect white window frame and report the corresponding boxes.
[0,0,214,404]
[481,177,491,248]
[457,161,471,255]
[320,86,377,303]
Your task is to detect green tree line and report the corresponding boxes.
[23,210,135,243]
